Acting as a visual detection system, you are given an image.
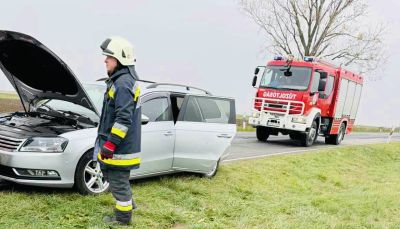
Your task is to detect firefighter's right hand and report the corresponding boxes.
[100,141,116,160]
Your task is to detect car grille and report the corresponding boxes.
[0,135,25,151]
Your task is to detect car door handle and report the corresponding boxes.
[164,131,174,136]
[217,134,232,139]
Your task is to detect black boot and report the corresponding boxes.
[115,210,132,225]
[103,214,130,225]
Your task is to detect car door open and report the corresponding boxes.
[173,95,236,172]
[131,93,175,176]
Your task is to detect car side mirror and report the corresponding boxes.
[252,76,257,87]
[254,67,260,75]
[141,114,150,125]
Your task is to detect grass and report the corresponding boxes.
[0,143,400,228]
[352,125,399,133]
[0,92,19,100]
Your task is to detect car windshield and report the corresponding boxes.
[36,84,106,122]
[259,66,312,91]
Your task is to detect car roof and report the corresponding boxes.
[83,81,211,97]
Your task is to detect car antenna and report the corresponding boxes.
[10,74,27,112]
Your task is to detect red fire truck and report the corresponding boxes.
[249,56,363,146]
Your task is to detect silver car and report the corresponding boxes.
[0,31,236,194]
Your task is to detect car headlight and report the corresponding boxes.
[19,137,69,152]
[292,116,307,124]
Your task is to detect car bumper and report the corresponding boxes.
[0,149,75,188]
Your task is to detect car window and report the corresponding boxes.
[324,75,335,97]
[142,97,172,122]
[183,96,235,124]
[183,97,203,122]
[310,71,320,93]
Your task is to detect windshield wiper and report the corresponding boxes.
[275,87,302,91]
[57,110,97,125]
[38,104,57,112]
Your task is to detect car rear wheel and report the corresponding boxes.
[301,120,318,147]
[75,150,109,195]
[203,159,220,178]
[256,126,269,142]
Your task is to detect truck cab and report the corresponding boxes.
[249,56,363,146]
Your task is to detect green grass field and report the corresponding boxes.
[0,92,19,100]
[0,143,399,228]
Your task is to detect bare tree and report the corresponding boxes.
[240,0,386,75]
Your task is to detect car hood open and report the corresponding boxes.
[0,30,99,115]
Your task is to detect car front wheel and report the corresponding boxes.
[75,151,109,195]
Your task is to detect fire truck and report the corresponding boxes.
[248,56,363,146]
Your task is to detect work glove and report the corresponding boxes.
[100,141,116,160]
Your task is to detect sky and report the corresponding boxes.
[0,0,399,127]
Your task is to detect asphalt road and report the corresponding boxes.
[223,132,400,163]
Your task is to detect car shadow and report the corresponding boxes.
[258,137,326,147]
[0,172,200,195]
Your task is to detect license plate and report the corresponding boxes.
[267,119,280,127]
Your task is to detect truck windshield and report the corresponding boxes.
[259,66,312,91]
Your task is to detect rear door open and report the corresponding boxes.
[173,95,236,172]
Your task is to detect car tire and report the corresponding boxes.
[256,126,269,142]
[325,123,345,145]
[75,150,110,195]
[202,159,220,178]
[300,120,318,147]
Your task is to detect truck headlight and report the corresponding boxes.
[252,111,260,118]
[19,137,69,152]
[292,116,307,124]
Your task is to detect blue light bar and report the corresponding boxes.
[304,56,314,62]
[274,55,284,61]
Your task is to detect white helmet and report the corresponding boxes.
[100,36,135,66]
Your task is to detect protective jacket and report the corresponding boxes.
[96,67,141,170]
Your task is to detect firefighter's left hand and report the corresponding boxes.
[100,141,116,160]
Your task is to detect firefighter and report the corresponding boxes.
[95,36,141,225]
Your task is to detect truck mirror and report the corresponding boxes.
[252,76,257,87]
[315,69,328,79]
[254,67,260,75]
[284,70,292,77]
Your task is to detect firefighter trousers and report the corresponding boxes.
[101,167,137,223]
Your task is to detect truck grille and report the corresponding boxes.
[0,135,25,151]
[254,97,305,115]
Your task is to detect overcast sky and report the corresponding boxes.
[0,0,399,127]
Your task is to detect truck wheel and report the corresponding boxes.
[325,123,345,145]
[301,120,318,147]
[75,150,110,195]
[256,126,269,142]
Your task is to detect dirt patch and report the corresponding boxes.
[0,99,22,112]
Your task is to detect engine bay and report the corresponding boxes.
[0,111,97,136]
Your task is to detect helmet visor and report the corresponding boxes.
[100,38,114,55]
